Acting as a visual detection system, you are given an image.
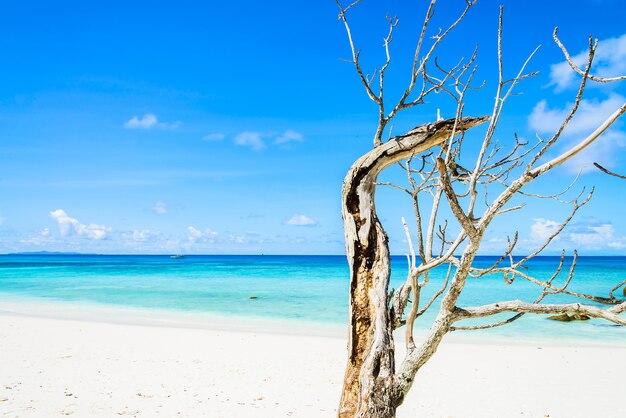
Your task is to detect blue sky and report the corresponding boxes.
[1,0,625,255]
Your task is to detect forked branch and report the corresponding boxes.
[554,28,626,84]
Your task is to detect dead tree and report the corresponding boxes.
[336,1,626,417]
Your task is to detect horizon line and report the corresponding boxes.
[3,252,625,258]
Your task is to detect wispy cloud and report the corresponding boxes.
[124,113,181,130]
[234,132,266,151]
[20,228,54,245]
[49,209,111,240]
[125,113,158,129]
[568,219,626,249]
[569,222,615,247]
[275,129,304,144]
[232,129,305,150]
[122,229,160,243]
[187,226,218,243]
[528,217,626,250]
[202,133,225,141]
[152,201,168,215]
[285,214,316,226]
[550,33,626,91]
[529,94,625,136]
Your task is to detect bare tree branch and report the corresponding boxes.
[594,162,626,179]
[337,4,626,416]
[609,279,626,300]
[436,157,477,236]
[454,301,626,326]
[335,0,381,106]
[554,27,626,83]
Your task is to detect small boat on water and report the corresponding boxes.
[170,254,185,259]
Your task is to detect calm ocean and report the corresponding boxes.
[0,254,624,342]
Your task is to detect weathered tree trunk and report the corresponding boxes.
[338,117,487,418]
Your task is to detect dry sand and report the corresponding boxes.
[1,311,625,417]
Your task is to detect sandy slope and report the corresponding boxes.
[0,313,624,417]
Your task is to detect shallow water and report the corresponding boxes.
[0,254,624,342]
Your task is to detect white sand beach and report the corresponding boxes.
[1,311,625,418]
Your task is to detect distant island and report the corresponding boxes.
[6,251,90,256]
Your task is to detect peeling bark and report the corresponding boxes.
[338,117,488,418]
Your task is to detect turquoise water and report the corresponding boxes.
[0,254,624,342]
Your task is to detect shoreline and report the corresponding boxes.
[1,294,624,348]
[1,312,625,417]
[0,295,347,339]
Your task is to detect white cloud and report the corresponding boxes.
[187,226,218,243]
[202,133,225,141]
[285,214,316,226]
[20,228,53,245]
[234,132,266,151]
[124,113,158,129]
[231,129,304,150]
[49,209,111,240]
[124,113,180,130]
[275,129,304,144]
[152,201,168,215]
[116,229,165,249]
[550,58,586,93]
[124,229,159,243]
[550,33,626,91]
[530,218,561,242]
[568,221,620,248]
[228,234,248,244]
[77,224,109,240]
[608,240,626,249]
[529,217,626,250]
[529,94,625,136]
[188,226,202,241]
[50,209,80,236]
[528,94,626,172]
